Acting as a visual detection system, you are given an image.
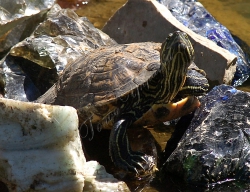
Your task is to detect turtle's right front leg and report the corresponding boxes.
[109,118,155,173]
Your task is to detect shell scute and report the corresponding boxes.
[146,62,160,71]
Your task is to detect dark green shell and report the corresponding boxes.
[38,42,162,110]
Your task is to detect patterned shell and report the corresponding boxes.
[45,42,162,109]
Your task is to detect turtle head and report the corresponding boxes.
[159,31,195,102]
[160,31,194,69]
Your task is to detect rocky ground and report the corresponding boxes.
[0,0,250,191]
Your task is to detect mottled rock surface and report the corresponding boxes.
[0,98,85,191]
[160,85,250,188]
[103,0,237,85]
[0,98,129,192]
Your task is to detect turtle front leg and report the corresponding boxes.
[133,96,200,126]
[109,119,155,173]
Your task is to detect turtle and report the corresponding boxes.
[36,31,209,173]
[134,64,208,126]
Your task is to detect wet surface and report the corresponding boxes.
[81,126,163,191]
[75,0,127,29]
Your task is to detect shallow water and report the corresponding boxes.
[57,0,250,191]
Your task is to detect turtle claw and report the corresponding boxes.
[110,119,156,174]
[110,147,155,174]
[132,154,155,173]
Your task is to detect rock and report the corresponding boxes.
[0,0,56,52]
[9,4,117,71]
[0,4,117,102]
[158,0,250,86]
[83,161,130,192]
[160,85,250,188]
[103,0,237,85]
[0,98,129,192]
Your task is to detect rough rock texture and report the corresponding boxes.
[160,85,250,187]
[103,0,237,85]
[9,4,117,71]
[0,98,129,192]
[0,0,56,52]
[158,0,250,86]
[0,4,117,102]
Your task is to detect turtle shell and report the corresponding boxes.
[40,42,162,111]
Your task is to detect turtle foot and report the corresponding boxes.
[110,149,155,174]
[110,119,156,174]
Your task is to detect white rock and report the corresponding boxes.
[103,0,237,85]
[83,161,130,192]
[0,98,129,192]
[0,98,84,191]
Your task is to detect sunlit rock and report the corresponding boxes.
[0,4,117,102]
[103,0,237,86]
[160,85,250,189]
[9,4,117,71]
[0,0,56,52]
[0,98,129,192]
[83,161,130,192]
[0,98,84,191]
[158,0,250,86]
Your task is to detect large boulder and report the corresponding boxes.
[1,4,117,102]
[0,98,129,192]
[160,85,250,189]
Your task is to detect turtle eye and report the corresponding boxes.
[184,34,189,41]
[164,33,173,44]
[168,33,173,38]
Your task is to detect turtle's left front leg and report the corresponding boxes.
[109,117,155,173]
[134,96,200,126]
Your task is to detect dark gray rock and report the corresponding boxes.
[160,84,250,187]
[0,4,117,102]
[0,0,56,53]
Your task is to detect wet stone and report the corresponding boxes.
[0,0,56,53]
[160,84,250,188]
[0,4,117,102]
[9,4,117,72]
